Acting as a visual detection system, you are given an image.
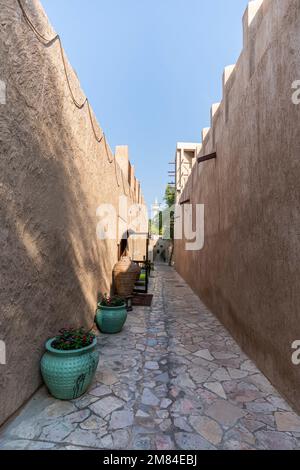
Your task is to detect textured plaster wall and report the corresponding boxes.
[0,0,145,425]
[175,0,300,412]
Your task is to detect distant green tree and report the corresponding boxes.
[162,185,175,240]
[164,185,176,208]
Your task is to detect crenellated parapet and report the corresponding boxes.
[194,0,296,166]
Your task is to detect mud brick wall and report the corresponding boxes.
[174,0,300,412]
[0,0,145,425]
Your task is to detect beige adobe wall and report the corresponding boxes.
[0,0,145,425]
[115,145,130,183]
[175,0,300,411]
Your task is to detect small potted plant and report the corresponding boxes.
[41,327,99,400]
[96,294,127,334]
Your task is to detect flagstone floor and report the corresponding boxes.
[1,264,300,450]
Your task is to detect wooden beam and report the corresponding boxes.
[197,152,217,163]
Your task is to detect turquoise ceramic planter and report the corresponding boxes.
[41,337,99,400]
[96,304,127,334]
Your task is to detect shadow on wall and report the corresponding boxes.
[0,0,115,425]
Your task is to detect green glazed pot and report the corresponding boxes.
[96,304,127,334]
[41,337,99,400]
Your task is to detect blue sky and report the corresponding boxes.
[41,0,249,207]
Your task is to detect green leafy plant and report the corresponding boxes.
[164,184,176,208]
[150,185,176,239]
[51,327,95,351]
[98,294,125,307]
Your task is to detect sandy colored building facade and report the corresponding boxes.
[175,142,202,204]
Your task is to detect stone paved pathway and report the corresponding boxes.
[1,265,300,450]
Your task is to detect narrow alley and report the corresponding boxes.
[1,265,299,451]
